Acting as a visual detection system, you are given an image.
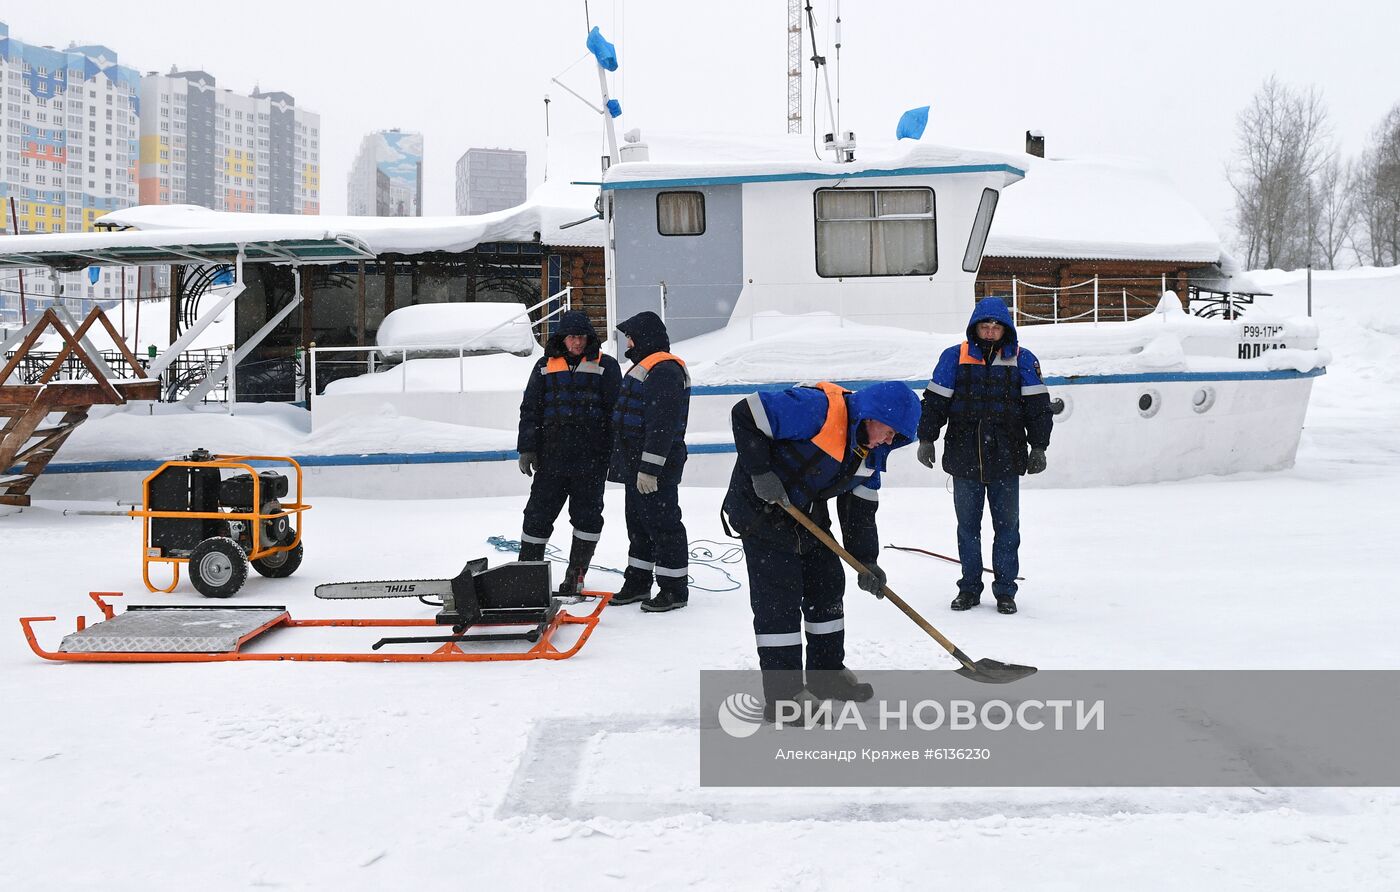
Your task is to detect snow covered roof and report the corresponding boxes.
[600,139,1027,190]
[985,154,1222,263]
[99,186,604,253]
[0,183,603,269]
[0,227,377,269]
[594,131,1220,264]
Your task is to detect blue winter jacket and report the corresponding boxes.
[517,311,622,473]
[608,311,690,486]
[723,380,920,562]
[919,297,1053,480]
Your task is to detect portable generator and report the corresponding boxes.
[133,449,310,597]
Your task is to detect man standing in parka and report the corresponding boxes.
[917,297,1053,615]
[724,380,921,717]
[516,310,622,594]
[609,311,691,613]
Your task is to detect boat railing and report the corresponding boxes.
[305,287,576,399]
[977,275,1246,326]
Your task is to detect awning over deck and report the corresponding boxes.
[0,227,377,270]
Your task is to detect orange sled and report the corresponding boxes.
[20,590,611,663]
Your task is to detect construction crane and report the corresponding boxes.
[786,0,802,133]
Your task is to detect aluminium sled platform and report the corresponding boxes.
[20,591,612,663]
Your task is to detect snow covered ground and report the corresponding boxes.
[3,267,1399,888]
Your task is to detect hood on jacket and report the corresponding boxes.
[617,311,671,363]
[965,296,1019,358]
[545,310,601,359]
[847,381,920,448]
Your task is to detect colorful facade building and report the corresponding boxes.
[138,70,320,215]
[1,20,140,319]
[348,130,422,217]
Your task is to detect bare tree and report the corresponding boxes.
[1309,156,1355,269]
[1228,76,1333,269]
[1352,103,1400,267]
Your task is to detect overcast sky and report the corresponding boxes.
[7,0,1398,245]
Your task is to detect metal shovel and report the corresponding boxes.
[783,503,1037,684]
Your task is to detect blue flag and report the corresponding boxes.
[88,266,101,285]
[587,27,618,72]
[896,105,930,140]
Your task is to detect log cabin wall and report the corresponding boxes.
[976,257,1216,326]
[539,246,607,335]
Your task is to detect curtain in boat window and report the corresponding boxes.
[816,187,936,277]
[657,191,706,236]
[873,189,936,275]
[815,190,875,277]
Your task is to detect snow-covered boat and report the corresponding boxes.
[311,135,1327,492]
[0,133,1327,499]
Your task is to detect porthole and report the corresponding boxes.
[1191,386,1216,414]
[1137,389,1161,418]
[1049,394,1071,421]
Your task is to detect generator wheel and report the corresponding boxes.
[252,535,303,578]
[189,536,249,598]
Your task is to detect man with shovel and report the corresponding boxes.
[723,381,921,720]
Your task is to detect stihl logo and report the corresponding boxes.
[386,584,416,593]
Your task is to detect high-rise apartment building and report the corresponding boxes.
[455,147,526,215]
[1,21,140,319]
[348,130,422,217]
[138,69,320,215]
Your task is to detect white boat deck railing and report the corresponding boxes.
[979,275,1194,326]
[307,286,574,397]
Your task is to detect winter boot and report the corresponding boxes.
[950,591,981,611]
[611,573,653,606]
[763,689,822,726]
[996,597,1018,615]
[761,671,814,725]
[557,537,597,596]
[518,540,547,563]
[807,668,875,703]
[641,588,688,613]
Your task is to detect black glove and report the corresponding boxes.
[857,563,887,598]
[916,441,937,469]
[518,452,537,477]
[751,471,790,506]
[1026,448,1047,475]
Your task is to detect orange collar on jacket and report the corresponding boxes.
[637,351,686,370]
[958,341,1018,365]
[809,381,853,461]
[545,352,601,373]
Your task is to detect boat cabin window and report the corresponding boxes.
[814,187,937,277]
[657,191,706,236]
[962,188,999,273]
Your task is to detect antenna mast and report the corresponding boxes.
[786,0,803,133]
[834,1,842,137]
[804,1,855,162]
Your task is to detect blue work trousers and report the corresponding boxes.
[952,475,1020,600]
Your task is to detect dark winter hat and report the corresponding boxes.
[848,381,921,446]
[964,296,1018,351]
[557,310,595,338]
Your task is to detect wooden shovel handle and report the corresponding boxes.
[781,503,969,663]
